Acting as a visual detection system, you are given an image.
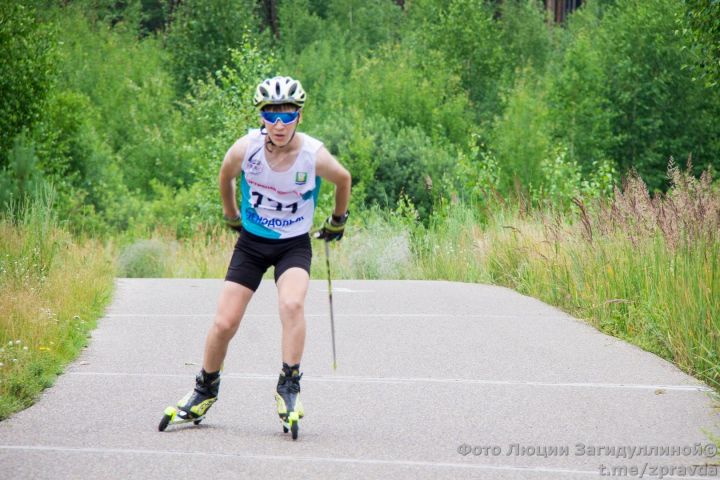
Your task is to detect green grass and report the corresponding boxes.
[0,191,115,420]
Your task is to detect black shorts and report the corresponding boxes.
[225,229,312,291]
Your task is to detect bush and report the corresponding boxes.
[0,133,47,210]
[370,124,456,219]
[117,240,169,277]
[31,89,126,234]
[313,113,457,219]
[342,43,472,145]
[491,68,552,192]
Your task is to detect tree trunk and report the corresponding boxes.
[259,0,280,39]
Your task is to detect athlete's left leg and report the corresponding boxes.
[276,267,310,365]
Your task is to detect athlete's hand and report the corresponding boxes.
[315,212,349,242]
[224,214,242,233]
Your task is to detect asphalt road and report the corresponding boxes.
[1,279,718,479]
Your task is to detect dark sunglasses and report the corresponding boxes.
[260,110,300,125]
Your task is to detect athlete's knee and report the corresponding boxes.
[279,297,304,319]
[212,313,241,339]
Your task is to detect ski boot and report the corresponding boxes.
[275,364,304,440]
[159,370,220,431]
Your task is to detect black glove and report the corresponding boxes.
[315,211,349,241]
[224,214,242,233]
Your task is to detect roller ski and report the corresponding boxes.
[275,364,304,440]
[158,370,220,432]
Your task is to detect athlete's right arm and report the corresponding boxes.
[219,136,250,219]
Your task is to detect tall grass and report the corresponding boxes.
[0,188,115,419]
[418,165,720,390]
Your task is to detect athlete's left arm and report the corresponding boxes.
[315,147,351,216]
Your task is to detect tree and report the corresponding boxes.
[165,0,260,93]
[684,0,720,88]
[258,0,280,39]
[0,3,55,165]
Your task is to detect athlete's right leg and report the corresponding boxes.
[202,280,254,373]
[164,281,253,425]
[159,233,268,430]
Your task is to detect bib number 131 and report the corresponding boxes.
[251,191,298,214]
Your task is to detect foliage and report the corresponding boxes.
[0,134,47,210]
[123,38,276,238]
[165,0,260,93]
[277,0,402,56]
[73,0,173,36]
[562,0,720,189]
[454,134,502,205]
[489,0,720,195]
[343,43,472,145]
[369,124,455,219]
[287,28,472,217]
[491,68,552,192]
[0,2,56,165]
[1,0,719,227]
[409,0,551,127]
[52,7,184,195]
[535,147,617,205]
[547,7,616,174]
[683,0,720,88]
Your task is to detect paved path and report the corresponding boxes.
[1,279,718,479]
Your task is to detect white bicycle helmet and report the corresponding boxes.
[253,76,306,109]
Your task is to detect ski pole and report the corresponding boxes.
[324,240,338,371]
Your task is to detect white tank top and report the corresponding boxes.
[239,129,323,239]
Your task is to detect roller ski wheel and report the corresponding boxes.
[158,406,207,431]
[276,399,303,440]
[286,411,300,440]
[158,370,219,432]
[275,367,304,440]
[278,410,301,439]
